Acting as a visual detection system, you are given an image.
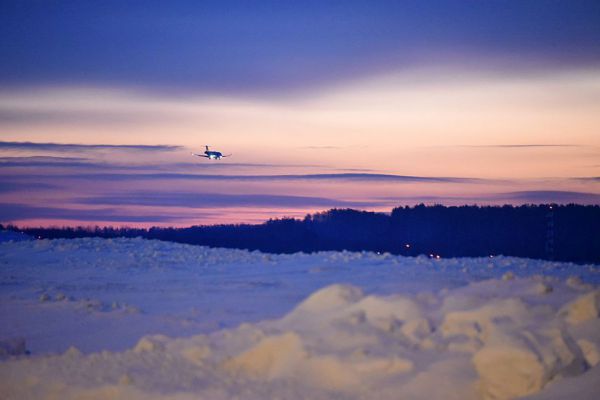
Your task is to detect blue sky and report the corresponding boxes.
[1,1,599,226]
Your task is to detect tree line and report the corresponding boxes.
[3,204,599,263]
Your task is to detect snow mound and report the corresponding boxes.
[559,291,600,324]
[293,284,364,313]
[473,328,585,399]
[224,332,307,380]
[3,278,600,399]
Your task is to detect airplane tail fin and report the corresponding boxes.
[205,145,209,152]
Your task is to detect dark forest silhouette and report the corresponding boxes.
[3,204,599,263]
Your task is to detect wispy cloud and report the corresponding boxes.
[299,146,344,150]
[0,156,87,162]
[75,192,380,209]
[0,141,182,153]
[0,157,327,171]
[0,109,162,125]
[337,168,377,173]
[298,145,368,151]
[0,157,178,171]
[502,190,600,203]
[0,156,93,168]
[506,190,600,204]
[382,190,600,205]
[0,158,124,170]
[575,177,600,182]
[0,203,192,223]
[0,181,59,193]
[15,172,483,184]
[456,144,584,149]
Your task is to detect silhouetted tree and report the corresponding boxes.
[9,204,600,263]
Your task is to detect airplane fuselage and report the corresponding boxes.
[192,146,228,160]
[205,151,223,159]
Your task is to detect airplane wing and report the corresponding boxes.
[191,152,209,158]
[222,154,232,157]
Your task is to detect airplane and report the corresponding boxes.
[191,145,231,160]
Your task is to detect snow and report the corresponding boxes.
[0,230,32,243]
[1,237,599,399]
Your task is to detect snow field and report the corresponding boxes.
[1,237,599,399]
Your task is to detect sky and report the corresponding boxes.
[1,0,599,227]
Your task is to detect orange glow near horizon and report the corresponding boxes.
[1,66,599,227]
